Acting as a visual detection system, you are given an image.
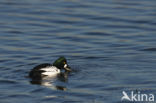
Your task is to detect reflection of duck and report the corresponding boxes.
[29,57,71,79]
[30,71,70,91]
[29,57,71,90]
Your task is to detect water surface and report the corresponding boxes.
[0,0,156,103]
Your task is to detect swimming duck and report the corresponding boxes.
[29,57,71,79]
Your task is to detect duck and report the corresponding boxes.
[29,57,71,79]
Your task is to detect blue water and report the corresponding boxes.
[0,0,156,103]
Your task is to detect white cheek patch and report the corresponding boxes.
[64,64,67,68]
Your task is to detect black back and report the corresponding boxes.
[29,63,52,79]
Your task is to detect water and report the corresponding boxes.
[0,0,156,103]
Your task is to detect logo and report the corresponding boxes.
[121,91,154,102]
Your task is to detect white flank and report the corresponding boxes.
[40,66,60,77]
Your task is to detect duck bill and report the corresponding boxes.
[64,64,71,72]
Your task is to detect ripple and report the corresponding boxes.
[7,94,31,98]
[30,88,45,93]
[62,101,85,103]
[7,30,24,34]
[0,79,18,84]
[84,31,113,36]
[141,48,156,52]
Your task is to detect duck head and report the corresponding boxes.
[53,57,71,72]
